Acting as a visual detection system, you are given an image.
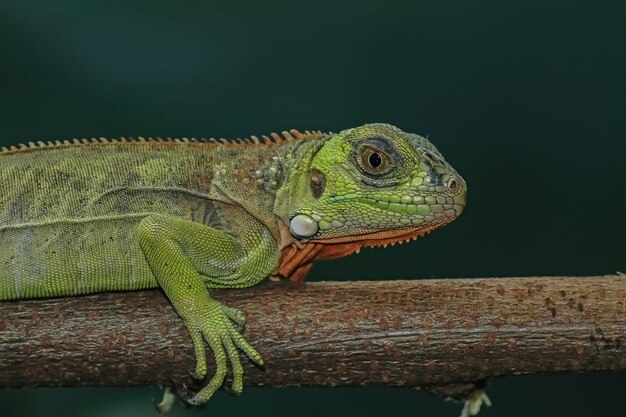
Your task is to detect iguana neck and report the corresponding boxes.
[209,133,328,247]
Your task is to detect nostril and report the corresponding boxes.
[446,177,459,192]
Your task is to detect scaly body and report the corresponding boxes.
[0,124,466,406]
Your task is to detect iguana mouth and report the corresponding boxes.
[274,218,454,283]
[311,218,453,249]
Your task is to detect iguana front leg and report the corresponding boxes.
[137,213,278,406]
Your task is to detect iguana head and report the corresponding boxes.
[274,123,466,281]
[283,123,466,241]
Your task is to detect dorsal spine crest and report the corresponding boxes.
[0,130,331,156]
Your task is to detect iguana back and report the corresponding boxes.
[0,134,322,298]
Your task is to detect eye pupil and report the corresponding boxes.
[368,152,382,168]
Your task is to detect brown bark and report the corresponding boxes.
[0,276,624,398]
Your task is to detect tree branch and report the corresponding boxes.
[0,276,624,398]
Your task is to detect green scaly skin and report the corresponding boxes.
[0,123,466,407]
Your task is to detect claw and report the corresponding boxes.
[189,370,204,381]
[222,384,240,396]
[255,356,265,368]
[176,383,196,408]
[236,321,246,332]
[221,305,247,331]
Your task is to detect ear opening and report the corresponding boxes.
[309,168,326,199]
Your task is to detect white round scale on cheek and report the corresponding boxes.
[290,214,319,238]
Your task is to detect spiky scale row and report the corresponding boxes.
[0,129,328,155]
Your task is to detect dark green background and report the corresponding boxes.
[0,1,624,416]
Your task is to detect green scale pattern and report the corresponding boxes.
[0,124,466,408]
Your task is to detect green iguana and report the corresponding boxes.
[0,123,466,408]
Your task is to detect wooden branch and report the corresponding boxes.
[0,276,624,399]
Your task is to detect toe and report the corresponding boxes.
[221,305,246,326]
[192,332,228,404]
[230,327,264,367]
[189,332,208,379]
[223,337,244,395]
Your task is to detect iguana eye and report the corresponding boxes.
[360,146,390,175]
[368,152,382,168]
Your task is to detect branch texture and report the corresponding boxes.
[0,276,624,394]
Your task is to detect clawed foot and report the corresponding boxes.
[180,300,263,407]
